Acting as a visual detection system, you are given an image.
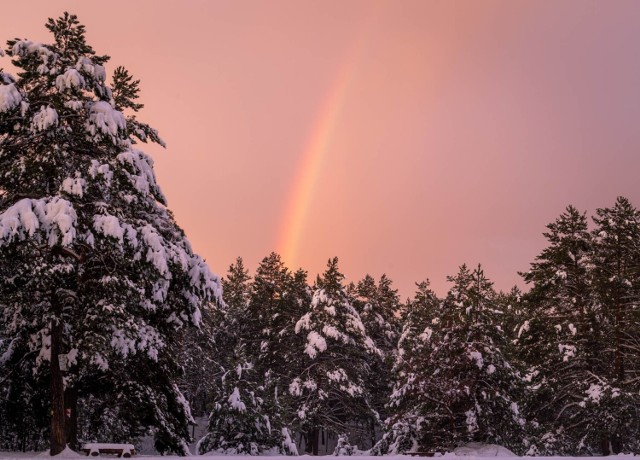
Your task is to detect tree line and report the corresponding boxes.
[183,197,640,456]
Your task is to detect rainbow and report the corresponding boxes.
[276,5,383,269]
[276,58,356,268]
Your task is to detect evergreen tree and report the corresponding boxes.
[199,255,300,456]
[592,197,640,382]
[197,346,297,456]
[589,197,640,453]
[517,205,601,454]
[0,13,221,454]
[382,266,524,454]
[289,258,380,454]
[352,274,400,446]
[374,280,440,455]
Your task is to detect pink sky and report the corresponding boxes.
[3,1,640,298]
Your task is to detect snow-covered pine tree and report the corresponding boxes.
[0,13,221,454]
[592,197,640,382]
[517,205,603,454]
[197,344,297,456]
[374,280,441,455]
[198,255,302,456]
[589,197,640,453]
[289,258,380,454]
[246,253,305,383]
[352,274,400,446]
[382,266,525,454]
[245,254,308,454]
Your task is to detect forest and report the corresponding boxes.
[1,12,639,458]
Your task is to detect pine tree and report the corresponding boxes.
[375,280,440,455]
[0,13,221,454]
[197,346,297,456]
[352,274,400,446]
[589,197,640,453]
[592,197,640,383]
[289,258,380,454]
[382,266,524,454]
[198,255,300,456]
[517,205,603,454]
[518,202,640,455]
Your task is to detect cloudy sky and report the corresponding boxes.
[3,0,640,297]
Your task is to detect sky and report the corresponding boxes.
[2,1,640,298]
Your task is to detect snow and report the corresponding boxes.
[558,343,576,362]
[517,320,529,339]
[294,312,311,333]
[93,214,126,243]
[75,57,106,81]
[228,387,246,412]
[585,383,603,402]
[452,442,517,457]
[11,40,55,69]
[117,150,160,196]
[86,101,126,141]
[0,84,22,112]
[60,176,85,197]
[141,225,170,275]
[31,106,58,131]
[55,68,85,92]
[5,446,637,459]
[0,197,77,247]
[418,327,433,342]
[322,324,349,343]
[468,350,484,369]
[304,330,327,358]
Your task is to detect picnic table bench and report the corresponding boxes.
[82,443,136,457]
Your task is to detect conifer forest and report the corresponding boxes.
[2,12,640,458]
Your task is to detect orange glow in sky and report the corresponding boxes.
[3,1,640,297]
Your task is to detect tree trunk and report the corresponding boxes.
[50,309,66,456]
[601,433,611,456]
[64,387,78,450]
[312,428,319,456]
[305,429,320,455]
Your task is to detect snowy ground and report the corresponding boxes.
[0,454,636,460]
[0,443,637,459]
[0,440,632,460]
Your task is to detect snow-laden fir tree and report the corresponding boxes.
[589,198,640,454]
[373,280,440,455]
[289,258,380,454]
[518,201,640,455]
[245,254,309,442]
[0,13,221,454]
[381,266,525,455]
[352,274,400,446]
[592,197,640,383]
[198,255,299,456]
[246,253,307,384]
[197,346,297,456]
[517,205,603,454]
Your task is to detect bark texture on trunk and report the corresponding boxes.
[50,310,66,456]
[64,387,78,450]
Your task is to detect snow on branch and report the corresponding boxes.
[0,197,77,246]
[31,106,58,131]
[86,100,126,142]
[55,68,85,92]
[0,84,22,113]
